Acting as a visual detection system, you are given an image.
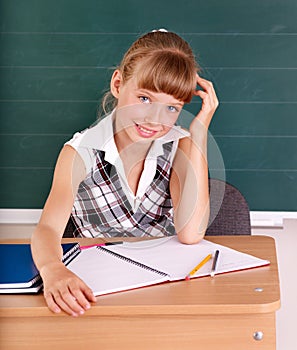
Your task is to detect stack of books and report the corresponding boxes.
[0,243,80,294]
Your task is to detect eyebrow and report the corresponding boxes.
[136,89,184,107]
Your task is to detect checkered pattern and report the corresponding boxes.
[71,142,176,237]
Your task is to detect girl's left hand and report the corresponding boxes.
[191,74,219,130]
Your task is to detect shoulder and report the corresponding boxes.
[51,145,86,192]
[57,145,86,174]
[65,112,114,150]
[176,135,192,156]
[63,114,114,175]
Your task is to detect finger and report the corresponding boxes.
[196,75,214,90]
[70,279,96,305]
[52,292,76,316]
[82,285,97,303]
[71,290,91,311]
[195,76,218,101]
[194,89,208,99]
[71,287,95,311]
[44,291,61,314]
[194,88,218,109]
[52,290,84,317]
[61,289,88,316]
[194,90,212,108]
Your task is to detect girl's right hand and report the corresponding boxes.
[40,262,96,317]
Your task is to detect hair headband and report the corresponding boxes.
[151,28,168,33]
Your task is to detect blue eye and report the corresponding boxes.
[167,105,179,113]
[139,96,150,104]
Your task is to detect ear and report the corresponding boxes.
[110,70,122,98]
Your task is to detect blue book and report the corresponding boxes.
[0,243,80,294]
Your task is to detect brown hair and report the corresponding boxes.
[102,31,199,113]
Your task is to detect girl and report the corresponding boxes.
[31,30,219,316]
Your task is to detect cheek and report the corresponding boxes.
[159,113,179,129]
[116,104,140,125]
[116,103,180,129]
[161,126,171,135]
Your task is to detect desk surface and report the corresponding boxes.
[0,235,280,318]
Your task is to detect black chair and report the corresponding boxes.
[64,216,77,238]
[63,178,251,237]
[206,178,251,235]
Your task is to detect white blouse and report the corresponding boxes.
[65,110,189,212]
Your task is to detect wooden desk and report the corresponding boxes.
[0,236,280,350]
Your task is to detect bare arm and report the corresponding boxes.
[170,75,219,244]
[31,145,96,316]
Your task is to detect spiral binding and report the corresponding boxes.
[62,243,81,265]
[97,246,168,277]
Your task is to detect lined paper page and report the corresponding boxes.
[104,237,270,281]
[67,247,168,296]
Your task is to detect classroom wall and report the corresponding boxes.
[1,0,297,211]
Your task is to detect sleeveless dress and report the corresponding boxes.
[65,111,190,238]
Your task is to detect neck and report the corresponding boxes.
[113,118,152,160]
[115,130,151,161]
[114,129,152,195]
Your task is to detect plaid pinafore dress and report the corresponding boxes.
[70,142,176,237]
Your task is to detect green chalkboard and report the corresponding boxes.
[1,0,297,211]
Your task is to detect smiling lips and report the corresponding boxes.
[134,123,160,138]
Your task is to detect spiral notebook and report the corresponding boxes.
[67,237,269,296]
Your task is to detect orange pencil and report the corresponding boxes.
[185,254,212,280]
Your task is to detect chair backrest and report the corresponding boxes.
[206,178,251,235]
[63,216,77,238]
[63,178,251,237]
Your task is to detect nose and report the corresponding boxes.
[143,103,164,125]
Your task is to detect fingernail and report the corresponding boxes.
[85,303,90,310]
[79,310,85,315]
[72,312,78,317]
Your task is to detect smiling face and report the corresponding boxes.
[109,32,198,149]
[111,70,185,146]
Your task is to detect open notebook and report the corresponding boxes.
[67,237,269,296]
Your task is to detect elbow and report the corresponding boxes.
[173,207,209,245]
[176,227,206,245]
[178,235,204,245]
